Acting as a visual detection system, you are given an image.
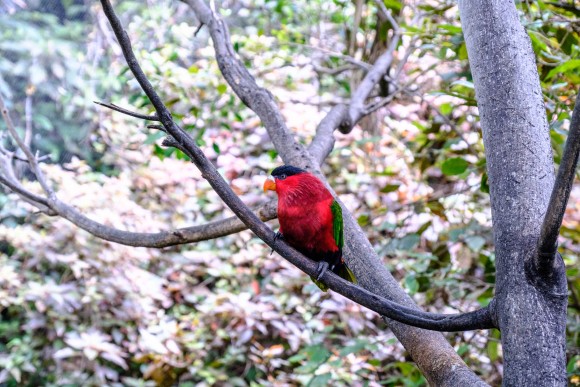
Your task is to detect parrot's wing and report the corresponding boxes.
[330,200,343,249]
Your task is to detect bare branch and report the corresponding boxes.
[374,0,400,31]
[94,101,160,121]
[340,12,401,133]
[362,87,401,115]
[0,94,54,197]
[537,94,580,272]
[99,0,496,332]
[286,42,372,71]
[24,91,32,147]
[312,64,356,76]
[308,105,347,164]
[50,199,278,248]
[0,174,53,213]
[147,124,167,132]
[0,154,54,213]
[0,89,279,248]
[194,22,204,36]
[182,0,313,168]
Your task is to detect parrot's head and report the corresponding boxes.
[263,165,307,194]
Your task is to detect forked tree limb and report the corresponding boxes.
[339,13,401,133]
[537,93,580,272]
[0,96,53,197]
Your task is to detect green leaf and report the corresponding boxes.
[357,214,370,226]
[528,31,549,53]
[405,274,419,295]
[450,79,475,89]
[442,157,469,176]
[307,373,332,387]
[380,183,400,193]
[567,355,580,373]
[144,131,165,145]
[339,340,369,356]
[487,330,501,362]
[438,24,462,34]
[398,234,420,251]
[296,345,331,374]
[439,102,453,115]
[466,235,486,252]
[212,142,220,154]
[382,0,402,11]
[480,172,490,193]
[457,344,469,356]
[458,42,468,60]
[547,59,580,80]
[288,353,307,363]
[217,84,228,94]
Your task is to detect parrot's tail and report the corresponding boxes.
[311,261,357,292]
[336,262,357,285]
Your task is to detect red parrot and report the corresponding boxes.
[263,165,357,291]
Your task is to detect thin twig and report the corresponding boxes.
[194,22,204,36]
[285,42,372,71]
[0,94,54,197]
[94,101,160,121]
[147,124,167,132]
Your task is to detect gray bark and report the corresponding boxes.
[183,1,490,384]
[458,1,568,385]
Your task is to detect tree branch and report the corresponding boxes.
[0,160,54,213]
[182,0,308,168]
[339,13,401,133]
[99,0,496,333]
[0,93,280,247]
[537,93,580,271]
[50,198,278,248]
[176,2,493,383]
[308,104,347,164]
[94,101,160,121]
[0,94,54,197]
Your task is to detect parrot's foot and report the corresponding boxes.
[316,261,329,281]
[270,231,284,256]
[274,231,284,242]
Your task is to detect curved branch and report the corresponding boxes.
[0,169,54,213]
[0,96,279,247]
[308,104,347,164]
[51,199,277,248]
[94,101,159,121]
[537,93,580,270]
[99,0,496,333]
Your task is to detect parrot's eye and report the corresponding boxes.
[278,174,287,180]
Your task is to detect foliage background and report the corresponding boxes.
[0,0,579,385]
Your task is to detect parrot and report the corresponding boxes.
[263,165,357,291]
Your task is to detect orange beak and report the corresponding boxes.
[263,176,276,192]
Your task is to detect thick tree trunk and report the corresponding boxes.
[458,1,568,385]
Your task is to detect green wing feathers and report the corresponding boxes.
[310,201,356,292]
[330,200,344,249]
[330,200,357,285]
